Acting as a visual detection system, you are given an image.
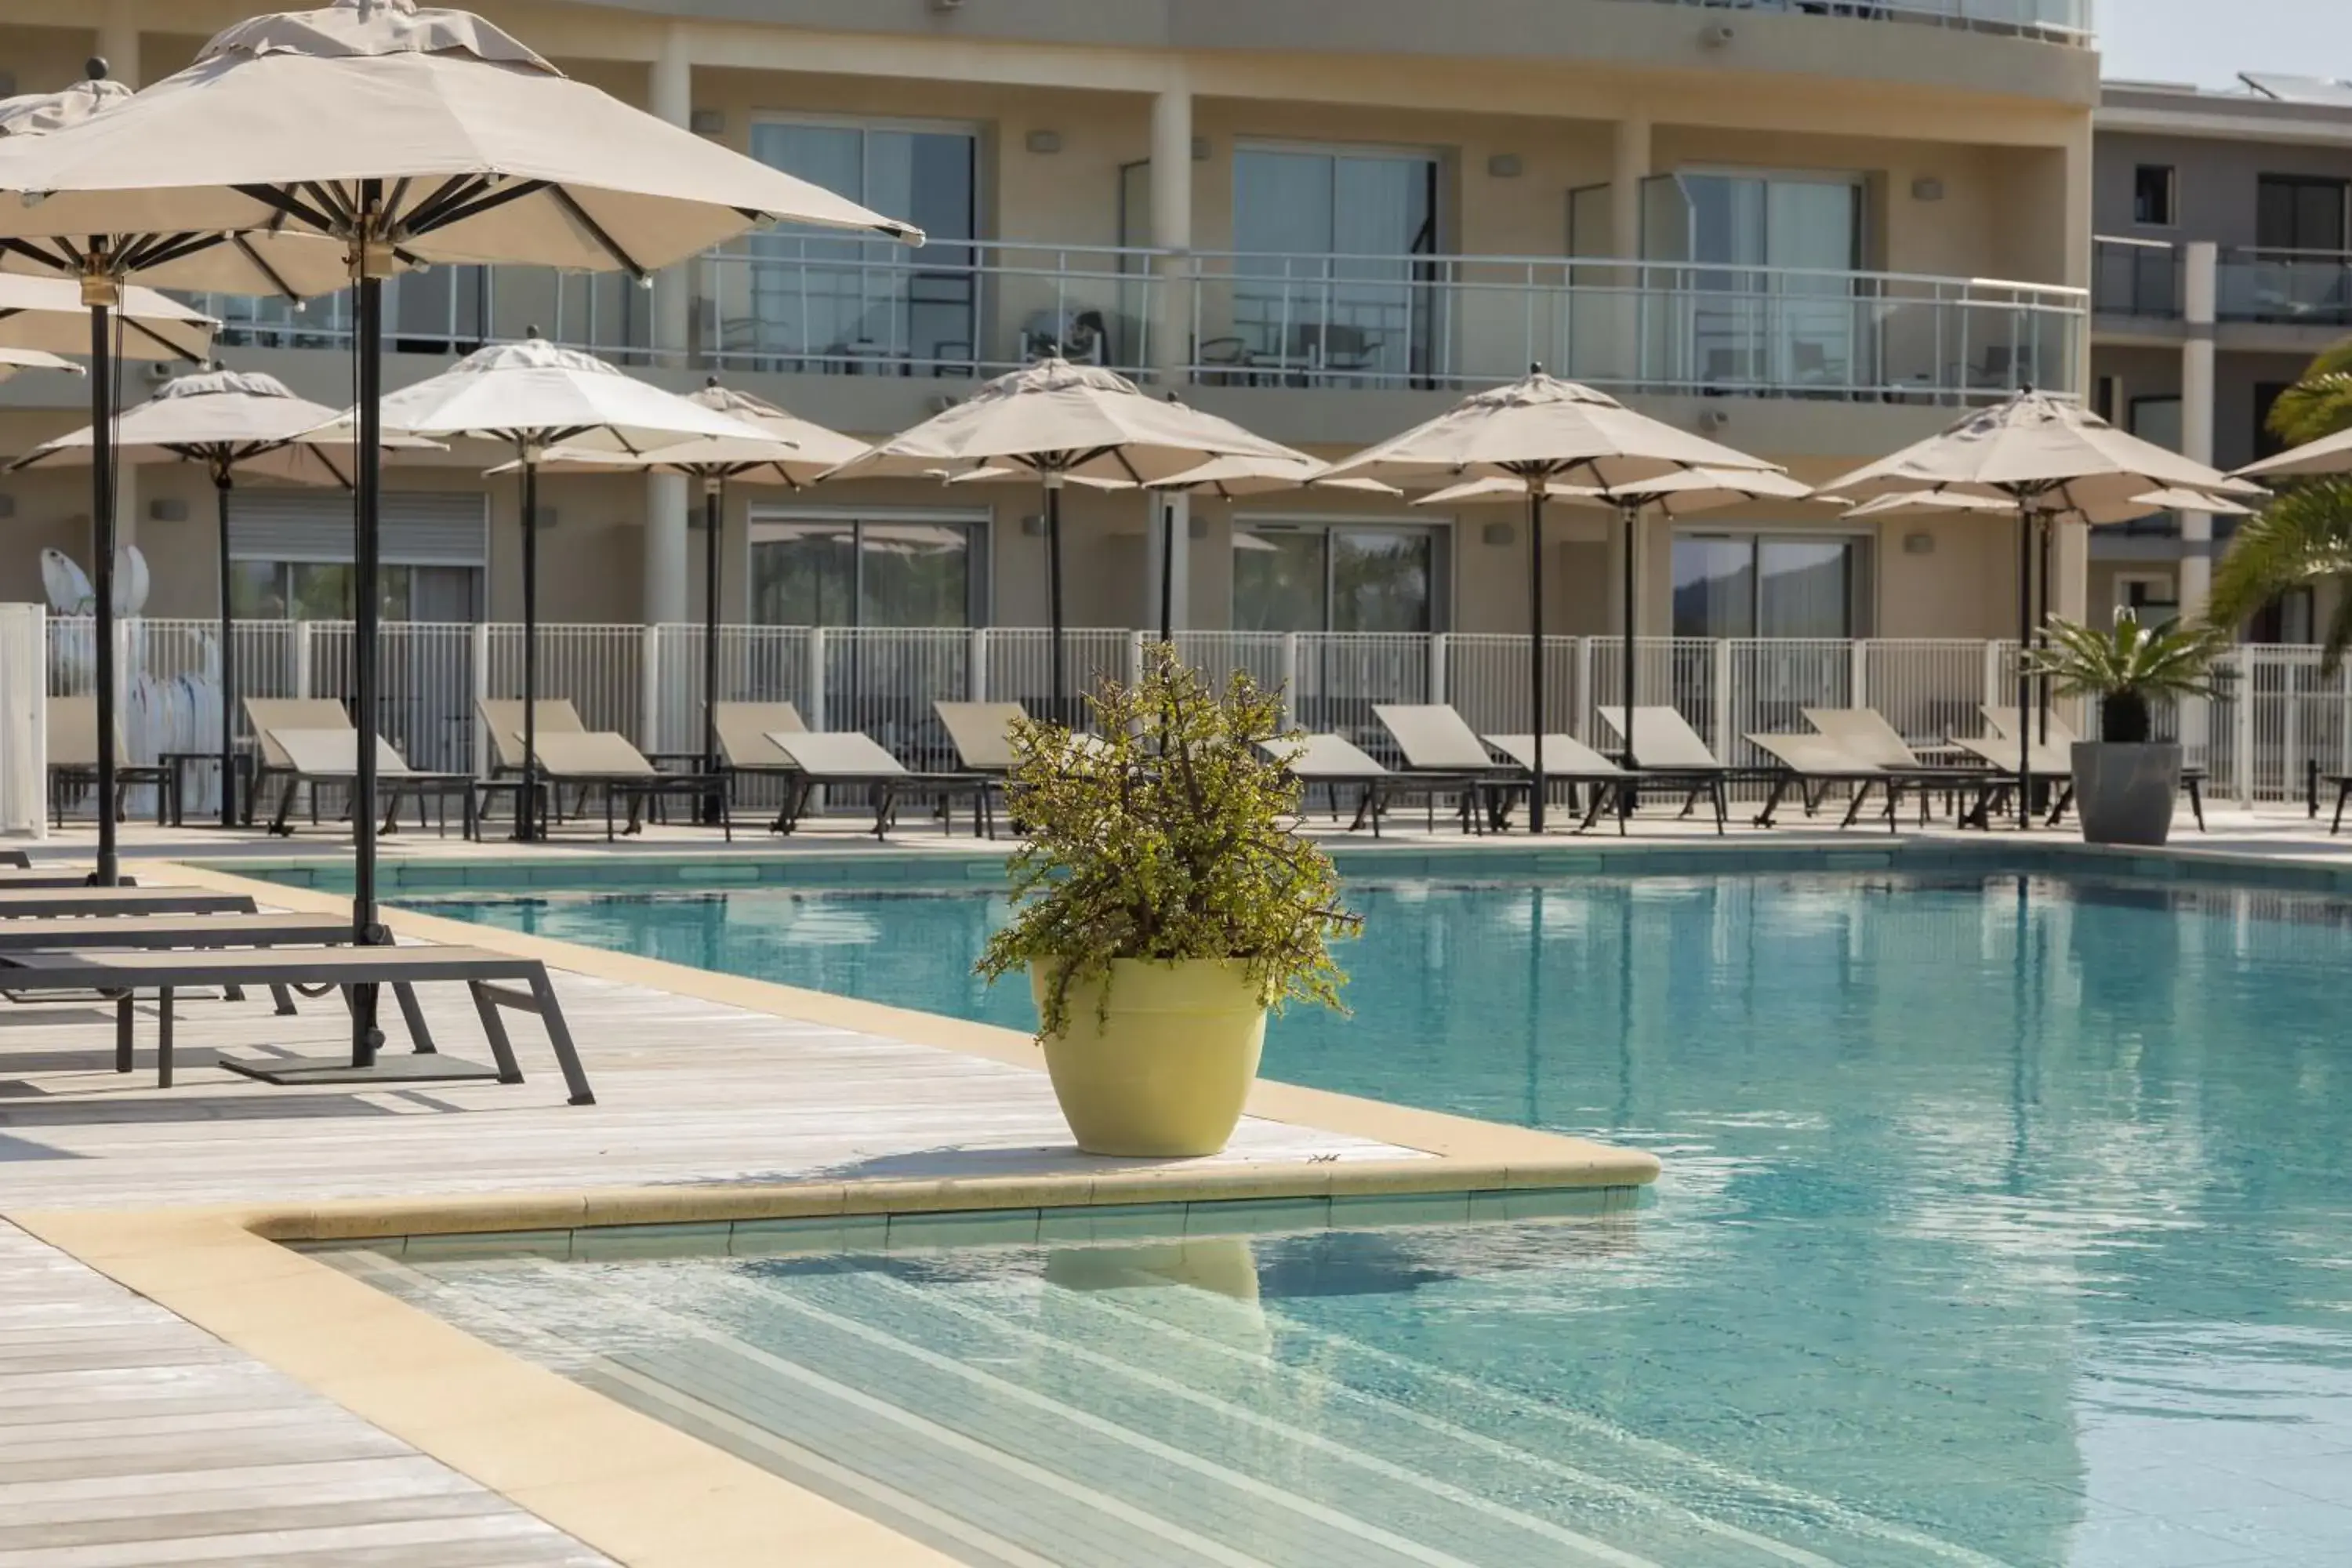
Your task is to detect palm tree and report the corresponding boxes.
[2211,339,2352,662]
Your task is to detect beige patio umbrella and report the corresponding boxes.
[2234,423,2352,481]
[1824,388,2261,826]
[0,347,82,378]
[494,379,866,781]
[13,368,441,827]
[826,358,1301,714]
[383,338,768,840]
[0,2,917,1069]
[1322,371,1784,829]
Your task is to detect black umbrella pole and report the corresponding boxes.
[702,479,722,821]
[1528,487,1546,833]
[216,476,238,827]
[2016,507,2031,831]
[352,265,386,1067]
[1621,503,1637,786]
[88,299,118,886]
[1047,481,1066,723]
[519,456,539,842]
[1158,495,1175,644]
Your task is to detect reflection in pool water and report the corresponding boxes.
[404,873,2352,1564]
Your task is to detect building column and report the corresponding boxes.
[2177,239,2220,756]
[96,1,140,88]
[642,24,694,625]
[1149,79,1193,384]
[1608,116,1651,383]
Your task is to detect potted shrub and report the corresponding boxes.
[976,645,1355,1156]
[2023,612,2227,846]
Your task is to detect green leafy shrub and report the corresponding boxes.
[2020,612,2227,742]
[976,644,1356,1038]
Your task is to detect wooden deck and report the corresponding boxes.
[0,924,1407,1565]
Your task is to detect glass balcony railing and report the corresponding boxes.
[1189,252,2084,403]
[1616,0,2092,43]
[2218,247,2352,328]
[183,244,2085,405]
[2091,237,2182,319]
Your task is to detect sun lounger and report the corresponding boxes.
[935,702,1030,775]
[260,728,476,838]
[1948,732,2074,828]
[1373,704,1552,830]
[1982,706,2206,832]
[477,698,588,774]
[0,912,361,1015]
[0,851,28,869]
[1480,734,1635,835]
[1594,706,1732,833]
[0,886,254,919]
[713,701,808,776]
[764,730,991,838]
[0,867,138,890]
[1261,734,1487,838]
[1744,733,1904,833]
[0,944,593,1100]
[46,695,169,828]
[491,730,730,841]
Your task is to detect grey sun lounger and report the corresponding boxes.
[47,695,169,828]
[500,730,731,841]
[1745,733,1904,833]
[1982,706,2207,833]
[1594,706,1733,833]
[1262,735,1482,838]
[1372,705,1552,831]
[1949,732,2076,829]
[0,886,256,919]
[713,701,808,775]
[0,912,363,1015]
[1481,733,1635,835]
[262,728,476,839]
[764,730,991,839]
[935,702,1030,775]
[0,945,593,1100]
[0,850,28,869]
[0,867,140,890]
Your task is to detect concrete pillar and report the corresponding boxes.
[2178,241,2218,624]
[1149,81,1193,383]
[96,1,140,89]
[649,26,695,368]
[1609,117,1652,383]
[642,24,694,624]
[1145,494,1190,634]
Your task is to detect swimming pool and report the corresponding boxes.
[397,873,2352,1564]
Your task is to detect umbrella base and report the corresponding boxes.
[219,1050,506,1087]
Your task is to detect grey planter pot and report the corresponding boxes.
[2071,741,2180,847]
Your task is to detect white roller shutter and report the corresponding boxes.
[226,491,488,567]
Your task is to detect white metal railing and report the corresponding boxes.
[1619,0,2092,42]
[1189,252,2085,402]
[49,619,2352,817]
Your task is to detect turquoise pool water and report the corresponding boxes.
[400,873,2352,1565]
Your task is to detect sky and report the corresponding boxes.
[2099,0,2352,89]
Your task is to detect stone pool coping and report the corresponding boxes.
[10,856,1657,1568]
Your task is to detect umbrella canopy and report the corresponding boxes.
[2234,423,2352,481]
[829,359,1299,713]
[1842,488,2254,523]
[13,368,439,827]
[1822,389,2263,513]
[0,272,212,361]
[1416,466,1818,516]
[1146,453,1399,501]
[0,347,81,379]
[1824,390,2259,827]
[0,1,921,268]
[384,339,771,842]
[1323,370,1784,831]
[490,380,866,785]
[0,74,365,299]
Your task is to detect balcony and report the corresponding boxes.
[187,242,2085,406]
[1618,0,2092,43]
[2219,247,2352,328]
[2092,237,2181,319]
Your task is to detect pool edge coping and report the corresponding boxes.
[6,855,1658,1568]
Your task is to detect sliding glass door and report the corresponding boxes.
[1232,147,1438,383]
[742,121,978,372]
[1642,172,1863,393]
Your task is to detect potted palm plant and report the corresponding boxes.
[976,645,1355,1156]
[2022,612,2227,846]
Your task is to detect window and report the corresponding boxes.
[1642,170,1864,390]
[744,119,978,372]
[227,563,478,622]
[748,512,984,628]
[2133,165,2176,227]
[2249,589,2314,645]
[1671,534,1871,638]
[1232,523,1444,633]
[1230,146,1439,383]
[2129,394,2183,453]
[2256,175,2349,252]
